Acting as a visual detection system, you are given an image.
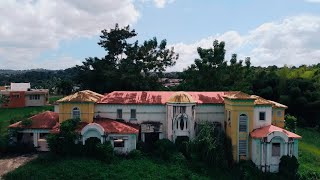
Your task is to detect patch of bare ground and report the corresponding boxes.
[0,154,37,178]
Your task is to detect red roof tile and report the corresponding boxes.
[250,125,301,139]
[94,119,139,134]
[98,91,226,104]
[9,111,59,129]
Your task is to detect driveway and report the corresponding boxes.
[0,154,37,178]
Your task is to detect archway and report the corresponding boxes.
[81,123,105,145]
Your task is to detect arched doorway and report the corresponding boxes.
[81,123,104,145]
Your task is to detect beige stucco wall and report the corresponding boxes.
[25,94,47,106]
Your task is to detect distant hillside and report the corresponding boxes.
[0,69,58,75]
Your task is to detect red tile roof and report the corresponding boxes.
[98,91,227,104]
[94,119,139,134]
[9,111,59,129]
[71,119,139,134]
[250,125,301,139]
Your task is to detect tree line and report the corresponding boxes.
[1,24,319,128]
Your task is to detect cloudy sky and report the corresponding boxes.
[0,0,320,71]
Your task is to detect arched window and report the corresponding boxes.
[72,107,80,119]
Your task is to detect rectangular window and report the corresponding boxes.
[29,94,40,100]
[113,139,124,147]
[259,112,266,121]
[130,109,136,119]
[277,111,282,117]
[117,109,122,119]
[272,143,281,156]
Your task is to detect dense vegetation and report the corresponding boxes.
[4,121,312,180]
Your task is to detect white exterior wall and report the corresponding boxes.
[195,105,225,125]
[95,104,166,123]
[251,139,261,167]
[108,134,137,154]
[25,94,46,107]
[253,106,272,129]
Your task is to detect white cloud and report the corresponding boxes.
[168,15,320,71]
[0,0,140,69]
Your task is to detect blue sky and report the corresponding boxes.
[1,0,320,71]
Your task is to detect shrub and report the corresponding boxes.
[95,141,114,163]
[279,155,299,179]
[21,118,32,127]
[127,149,143,159]
[188,122,232,168]
[136,140,148,153]
[170,152,187,164]
[285,115,297,132]
[238,160,265,180]
[9,116,23,125]
[47,118,80,156]
[299,171,320,180]
[154,139,177,160]
[7,143,36,153]
[175,136,190,158]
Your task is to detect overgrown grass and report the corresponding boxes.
[3,155,209,180]
[297,128,320,178]
[49,96,63,104]
[0,106,53,152]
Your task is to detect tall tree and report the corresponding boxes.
[180,40,252,92]
[75,24,178,93]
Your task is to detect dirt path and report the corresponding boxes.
[0,154,37,178]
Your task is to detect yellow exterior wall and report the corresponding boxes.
[224,99,255,162]
[58,102,95,123]
[272,108,285,128]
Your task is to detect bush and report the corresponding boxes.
[21,118,32,127]
[9,116,23,125]
[7,143,36,153]
[127,149,143,159]
[154,139,177,160]
[299,171,320,180]
[170,152,187,164]
[175,136,190,158]
[47,118,80,156]
[279,155,299,179]
[238,160,264,180]
[136,140,148,153]
[188,122,232,168]
[285,115,297,132]
[95,141,114,163]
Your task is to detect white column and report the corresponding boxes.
[33,132,38,147]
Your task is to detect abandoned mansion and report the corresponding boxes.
[9,90,301,172]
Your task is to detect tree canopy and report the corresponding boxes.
[74,24,178,93]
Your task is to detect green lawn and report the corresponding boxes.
[297,128,320,177]
[3,155,210,180]
[49,96,63,104]
[0,106,53,151]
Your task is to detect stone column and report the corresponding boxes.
[33,132,38,147]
